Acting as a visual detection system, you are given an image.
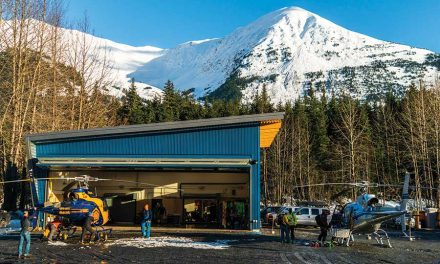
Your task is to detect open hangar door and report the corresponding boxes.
[46,167,250,228]
[27,113,285,230]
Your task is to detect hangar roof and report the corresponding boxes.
[27,112,284,146]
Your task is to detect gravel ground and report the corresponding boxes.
[0,227,439,264]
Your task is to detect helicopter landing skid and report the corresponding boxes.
[372,229,392,248]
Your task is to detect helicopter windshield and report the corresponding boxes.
[102,199,109,212]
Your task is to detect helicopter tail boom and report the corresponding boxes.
[352,211,405,233]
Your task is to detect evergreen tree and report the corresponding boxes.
[260,85,274,113]
[305,87,330,168]
[161,80,179,121]
[117,78,145,124]
[250,85,274,114]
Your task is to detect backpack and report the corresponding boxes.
[277,214,284,225]
[315,214,327,227]
[315,215,321,226]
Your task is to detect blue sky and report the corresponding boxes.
[66,0,440,52]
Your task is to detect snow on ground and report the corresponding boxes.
[106,236,237,250]
[48,241,69,246]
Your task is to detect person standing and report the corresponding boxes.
[80,211,97,244]
[18,211,31,259]
[287,208,298,243]
[141,204,152,238]
[316,210,331,245]
[158,203,167,224]
[277,212,289,243]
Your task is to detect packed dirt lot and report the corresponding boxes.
[0,227,439,264]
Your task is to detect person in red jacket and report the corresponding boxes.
[48,216,62,242]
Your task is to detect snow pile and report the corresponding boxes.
[48,241,69,246]
[106,236,236,250]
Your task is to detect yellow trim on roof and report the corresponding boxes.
[259,120,282,148]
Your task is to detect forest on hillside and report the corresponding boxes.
[0,0,439,210]
[118,78,440,209]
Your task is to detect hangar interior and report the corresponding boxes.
[27,113,284,230]
[47,169,250,229]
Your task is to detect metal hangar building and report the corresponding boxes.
[26,112,284,230]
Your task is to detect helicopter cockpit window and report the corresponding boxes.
[68,192,75,201]
[367,197,379,207]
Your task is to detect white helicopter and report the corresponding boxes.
[292,172,435,247]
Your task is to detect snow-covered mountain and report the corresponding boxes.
[58,28,165,99]
[129,7,440,103]
[4,7,438,103]
[0,19,165,99]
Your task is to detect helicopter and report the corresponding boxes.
[0,174,112,239]
[291,172,437,247]
[1,171,182,231]
[36,175,110,227]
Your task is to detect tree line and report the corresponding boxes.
[116,79,273,124]
[118,78,440,209]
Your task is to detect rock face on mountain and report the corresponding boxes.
[129,7,440,103]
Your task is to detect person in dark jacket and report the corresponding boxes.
[18,211,31,259]
[80,211,96,244]
[315,210,331,244]
[141,204,152,238]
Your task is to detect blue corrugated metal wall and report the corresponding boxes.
[36,124,259,159]
[32,123,262,229]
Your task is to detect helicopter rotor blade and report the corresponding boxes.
[291,182,358,189]
[330,188,354,201]
[290,182,438,191]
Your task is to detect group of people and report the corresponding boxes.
[278,208,298,243]
[278,208,331,246]
[15,204,333,260]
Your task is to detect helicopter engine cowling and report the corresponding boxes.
[356,194,379,209]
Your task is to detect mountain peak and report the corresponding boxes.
[274,6,315,18]
[129,6,438,103]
